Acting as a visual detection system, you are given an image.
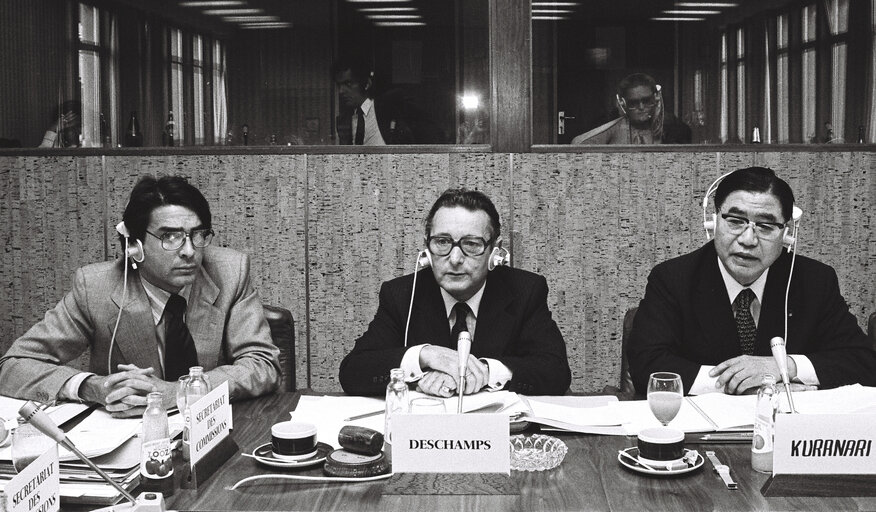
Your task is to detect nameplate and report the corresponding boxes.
[391,414,509,474]
[774,413,876,475]
[189,381,232,465]
[3,445,59,512]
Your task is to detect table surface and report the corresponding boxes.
[146,392,876,511]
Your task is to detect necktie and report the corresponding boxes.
[450,302,471,350]
[164,294,199,381]
[734,288,756,356]
[355,107,365,145]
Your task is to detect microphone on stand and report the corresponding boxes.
[769,337,797,413]
[17,401,140,505]
[456,332,471,414]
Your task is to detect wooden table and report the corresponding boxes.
[158,392,876,511]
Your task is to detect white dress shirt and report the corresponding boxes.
[352,98,386,146]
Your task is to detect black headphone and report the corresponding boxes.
[701,172,802,251]
[115,221,144,268]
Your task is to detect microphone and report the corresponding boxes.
[17,401,138,504]
[456,332,471,414]
[769,337,797,413]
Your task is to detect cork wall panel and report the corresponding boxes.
[0,156,106,370]
[306,153,511,392]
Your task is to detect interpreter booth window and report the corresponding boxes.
[532,0,875,146]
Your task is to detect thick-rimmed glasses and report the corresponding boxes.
[720,213,785,240]
[146,228,214,251]
[621,95,657,110]
[427,235,492,257]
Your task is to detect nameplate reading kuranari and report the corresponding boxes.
[3,445,59,512]
[189,381,232,465]
[774,413,876,475]
[391,414,509,474]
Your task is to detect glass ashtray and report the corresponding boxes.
[509,434,568,471]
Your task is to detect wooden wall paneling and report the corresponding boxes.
[490,0,530,152]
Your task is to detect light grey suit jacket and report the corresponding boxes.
[0,246,281,403]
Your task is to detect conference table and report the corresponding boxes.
[118,391,876,511]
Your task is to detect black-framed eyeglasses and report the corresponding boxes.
[427,235,492,257]
[622,95,658,110]
[720,214,785,240]
[146,228,214,251]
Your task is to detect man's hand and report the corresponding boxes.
[81,364,178,417]
[416,370,458,398]
[419,345,489,394]
[709,355,799,395]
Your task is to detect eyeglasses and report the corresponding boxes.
[427,235,492,257]
[146,228,214,251]
[720,214,785,240]
[622,96,658,110]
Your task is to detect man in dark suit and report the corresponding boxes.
[339,189,571,397]
[332,58,443,145]
[0,176,280,415]
[629,167,876,395]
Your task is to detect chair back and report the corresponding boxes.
[620,307,638,394]
[263,305,296,391]
[868,312,876,351]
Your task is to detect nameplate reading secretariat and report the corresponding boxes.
[189,381,232,465]
[3,445,59,512]
[391,414,509,474]
[774,413,876,475]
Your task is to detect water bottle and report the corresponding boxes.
[164,111,175,147]
[383,368,408,461]
[751,374,778,473]
[140,392,175,496]
[182,366,211,461]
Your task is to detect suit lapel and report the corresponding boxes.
[187,266,224,368]
[108,274,163,375]
[693,246,739,356]
[472,271,515,358]
[410,271,453,347]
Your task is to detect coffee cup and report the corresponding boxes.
[271,421,317,460]
[636,426,684,465]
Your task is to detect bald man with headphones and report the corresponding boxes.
[339,189,571,397]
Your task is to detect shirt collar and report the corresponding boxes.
[359,98,374,116]
[439,280,486,319]
[140,277,192,325]
[717,255,768,305]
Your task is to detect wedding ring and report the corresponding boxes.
[440,385,450,394]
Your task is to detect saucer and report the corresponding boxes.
[618,447,703,476]
[252,442,332,468]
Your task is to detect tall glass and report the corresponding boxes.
[647,372,683,426]
[409,397,446,414]
[11,418,55,472]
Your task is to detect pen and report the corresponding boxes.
[697,432,753,441]
[344,410,383,422]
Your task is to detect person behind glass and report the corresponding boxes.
[332,57,440,145]
[572,73,690,145]
[339,188,571,397]
[628,167,876,395]
[39,100,82,148]
[0,175,281,416]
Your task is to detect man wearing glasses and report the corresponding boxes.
[571,73,690,145]
[0,175,280,416]
[339,189,571,397]
[628,167,876,395]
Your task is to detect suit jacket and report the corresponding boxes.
[0,246,281,403]
[339,267,571,396]
[628,242,876,394]
[338,90,444,145]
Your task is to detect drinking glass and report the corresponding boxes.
[647,372,683,426]
[409,397,447,414]
[11,419,55,473]
[176,375,190,413]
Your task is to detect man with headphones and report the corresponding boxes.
[339,189,571,397]
[0,176,280,416]
[628,167,876,395]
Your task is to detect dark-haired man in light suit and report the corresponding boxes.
[628,167,876,395]
[0,175,280,416]
[339,188,571,397]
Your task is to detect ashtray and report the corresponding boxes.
[509,434,568,471]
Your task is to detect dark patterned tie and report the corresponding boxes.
[355,107,365,145]
[450,302,471,350]
[734,288,757,356]
[164,294,199,381]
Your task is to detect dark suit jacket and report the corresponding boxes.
[339,267,571,396]
[338,90,443,145]
[0,247,281,403]
[628,242,876,394]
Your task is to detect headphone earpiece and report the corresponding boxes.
[703,214,717,240]
[616,94,626,116]
[488,245,510,271]
[116,221,144,268]
[416,249,432,269]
